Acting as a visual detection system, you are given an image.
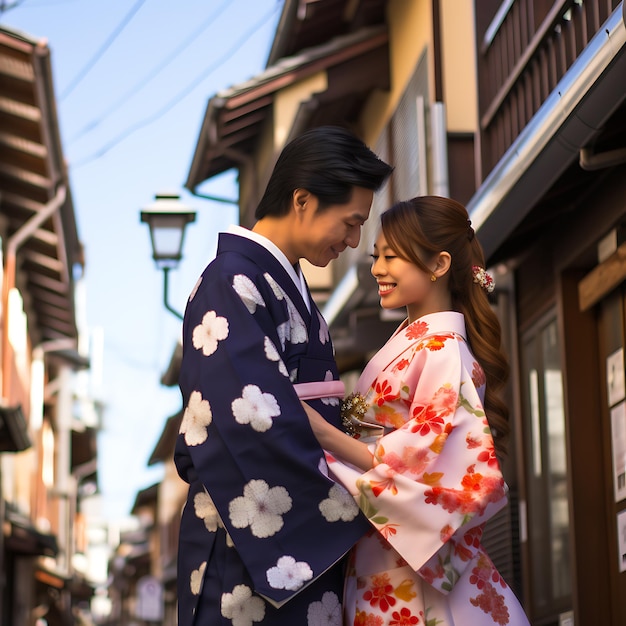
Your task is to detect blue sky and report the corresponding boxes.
[1,0,283,521]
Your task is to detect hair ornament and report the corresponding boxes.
[472,265,495,293]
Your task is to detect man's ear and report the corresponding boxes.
[292,188,311,213]
[434,251,452,278]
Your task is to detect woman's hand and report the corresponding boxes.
[301,401,374,471]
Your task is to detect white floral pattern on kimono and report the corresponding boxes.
[175,232,369,626]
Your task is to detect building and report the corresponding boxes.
[0,25,101,625]
[470,1,626,623]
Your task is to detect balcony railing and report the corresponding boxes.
[477,0,621,176]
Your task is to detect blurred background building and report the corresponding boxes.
[0,24,105,625]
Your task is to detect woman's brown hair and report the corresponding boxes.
[380,196,510,457]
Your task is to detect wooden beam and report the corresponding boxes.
[578,241,626,311]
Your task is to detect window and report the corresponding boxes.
[521,314,572,619]
[390,51,429,201]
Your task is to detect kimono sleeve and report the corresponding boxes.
[176,263,367,606]
[349,334,507,580]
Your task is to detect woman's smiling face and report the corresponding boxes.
[370,231,446,322]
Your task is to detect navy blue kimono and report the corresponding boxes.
[175,232,369,625]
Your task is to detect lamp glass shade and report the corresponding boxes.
[140,193,196,268]
[148,214,188,263]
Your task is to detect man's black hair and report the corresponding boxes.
[255,125,393,219]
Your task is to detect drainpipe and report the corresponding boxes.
[188,147,250,222]
[223,147,256,224]
[54,363,73,576]
[30,338,77,430]
[31,337,78,580]
[187,190,238,205]
[579,145,626,170]
[430,102,449,197]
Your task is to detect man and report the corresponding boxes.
[175,126,393,625]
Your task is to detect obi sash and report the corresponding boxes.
[293,380,345,400]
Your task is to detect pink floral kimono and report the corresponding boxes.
[327,311,530,626]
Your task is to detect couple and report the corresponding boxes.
[174,126,530,626]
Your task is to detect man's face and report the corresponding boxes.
[295,186,374,267]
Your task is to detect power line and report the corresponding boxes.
[4,0,83,7]
[70,2,282,170]
[0,0,27,14]
[60,0,147,100]
[67,0,232,145]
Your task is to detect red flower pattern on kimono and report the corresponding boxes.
[477,439,499,468]
[419,561,445,585]
[354,610,385,626]
[420,333,454,351]
[465,433,482,449]
[454,540,474,562]
[410,385,457,436]
[424,465,505,516]
[393,358,410,373]
[405,320,428,340]
[379,523,399,540]
[363,573,397,612]
[379,445,432,476]
[327,313,529,626]
[463,526,483,550]
[390,607,420,625]
[470,582,510,625]
[373,378,398,406]
[370,475,399,497]
[471,361,486,388]
[439,523,455,543]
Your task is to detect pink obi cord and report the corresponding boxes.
[293,380,345,400]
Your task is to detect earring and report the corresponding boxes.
[431,274,437,282]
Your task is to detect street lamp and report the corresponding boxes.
[141,192,196,320]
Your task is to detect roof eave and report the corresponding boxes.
[184,25,389,192]
[468,4,626,262]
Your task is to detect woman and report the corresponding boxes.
[304,196,530,625]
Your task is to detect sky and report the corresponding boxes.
[1,0,284,522]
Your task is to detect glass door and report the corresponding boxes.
[520,313,572,621]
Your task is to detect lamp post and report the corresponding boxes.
[140,192,196,320]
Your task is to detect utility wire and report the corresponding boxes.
[3,0,82,7]
[68,0,232,144]
[0,0,27,14]
[60,0,147,100]
[70,2,282,170]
